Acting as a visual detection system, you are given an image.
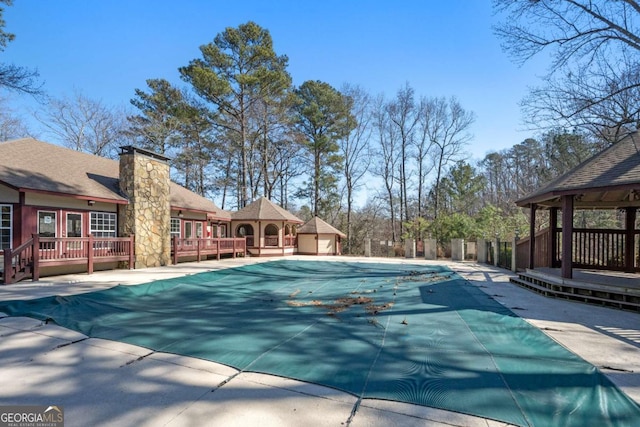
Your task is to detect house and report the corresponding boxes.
[231,197,303,257]
[0,138,243,282]
[297,216,345,255]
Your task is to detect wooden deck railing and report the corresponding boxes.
[515,227,640,272]
[2,236,37,285]
[2,235,134,285]
[569,228,632,270]
[172,237,246,264]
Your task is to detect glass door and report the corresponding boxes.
[38,211,57,253]
[65,213,83,257]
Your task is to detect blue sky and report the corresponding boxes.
[2,0,548,160]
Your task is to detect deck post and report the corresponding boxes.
[32,234,39,281]
[87,234,94,275]
[216,238,220,260]
[128,235,134,269]
[528,204,537,269]
[172,236,178,265]
[196,239,201,262]
[232,238,236,258]
[550,207,558,268]
[625,207,636,272]
[3,246,12,285]
[561,195,573,279]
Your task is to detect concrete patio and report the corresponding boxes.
[1,256,638,427]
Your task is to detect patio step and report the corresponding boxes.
[511,273,640,313]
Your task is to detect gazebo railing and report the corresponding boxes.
[567,228,630,270]
[516,227,640,272]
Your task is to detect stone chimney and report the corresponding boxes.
[118,146,171,268]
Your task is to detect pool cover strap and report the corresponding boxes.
[1,260,639,427]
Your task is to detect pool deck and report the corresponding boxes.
[1,256,638,427]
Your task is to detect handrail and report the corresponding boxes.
[172,237,246,264]
[2,235,36,285]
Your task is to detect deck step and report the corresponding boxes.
[511,274,640,313]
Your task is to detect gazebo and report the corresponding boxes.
[514,132,640,311]
[231,197,303,257]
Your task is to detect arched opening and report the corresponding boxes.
[236,224,255,247]
[264,223,279,247]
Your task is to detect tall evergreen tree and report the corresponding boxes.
[293,80,356,217]
[179,21,291,208]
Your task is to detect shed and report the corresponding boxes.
[297,216,346,256]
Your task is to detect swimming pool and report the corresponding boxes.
[1,260,638,426]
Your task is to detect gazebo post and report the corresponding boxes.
[625,207,636,273]
[550,207,558,268]
[528,204,537,269]
[561,195,574,279]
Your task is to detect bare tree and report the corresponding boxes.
[0,96,30,140]
[415,96,436,219]
[36,91,127,158]
[0,0,43,96]
[339,84,372,253]
[422,97,474,221]
[522,52,640,142]
[495,0,640,139]
[386,83,420,233]
[371,94,400,243]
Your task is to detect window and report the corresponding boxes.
[220,224,227,238]
[171,218,181,238]
[195,222,203,238]
[0,205,11,250]
[185,221,193,239]
[38,211,57,237]
[66,213,83,237]
[90,212,117,237]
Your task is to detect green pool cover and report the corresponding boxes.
[1,260,638,426]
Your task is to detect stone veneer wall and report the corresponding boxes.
[118,147,171,268]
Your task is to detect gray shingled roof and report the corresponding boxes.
[0,138,227,218]
[517,132,640,209]
[231,197,303,223]
[297,216,346,237]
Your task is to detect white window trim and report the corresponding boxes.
[37,210,58,237]
[0,204,12,250]
[66,212,83,238]
[171,218,181,238]
[90,212,117,237]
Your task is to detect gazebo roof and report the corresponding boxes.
[516,132,640,209]
[298,216,346,237]
[231,197,303,223]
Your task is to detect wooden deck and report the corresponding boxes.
[511,267,640,312]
